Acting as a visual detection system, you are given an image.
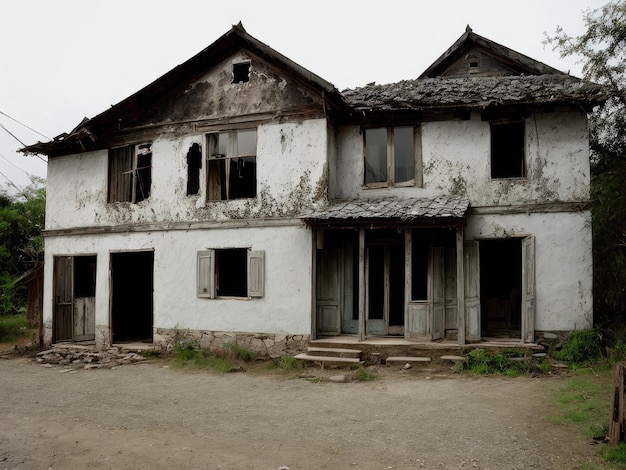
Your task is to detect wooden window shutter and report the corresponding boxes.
[521,236,536,343]
[247,250,265,298]
[197,250,215,298]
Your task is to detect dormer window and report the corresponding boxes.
[468,57,480,74]
[232,62,250,83]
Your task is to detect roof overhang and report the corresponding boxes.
[302,196,469,229]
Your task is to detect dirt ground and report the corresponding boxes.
[0,354,611,470]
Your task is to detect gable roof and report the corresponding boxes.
[420,25,562,78]
[22,22,347,157]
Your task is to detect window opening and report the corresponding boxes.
[216,249,247,297]
[108,143,152,203]
[232,62,250,83]
[207,130,257,201]
[491,121,525,178]
[186,143,202,196]
[364,127,417,186]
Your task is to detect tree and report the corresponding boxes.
[0,178,45,315]
[546,1,626,326]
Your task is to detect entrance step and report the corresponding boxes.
[295,345,362,368]
[305,346,361,359]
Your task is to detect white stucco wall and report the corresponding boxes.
[332,110,590,205]
[44,118,329,230]
[42,224,313,345]
[466,210,593,331]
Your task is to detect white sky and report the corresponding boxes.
[0,0,608,192]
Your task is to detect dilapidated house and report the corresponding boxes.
[22,24,607,355]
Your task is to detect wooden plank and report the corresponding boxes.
[609,363,626,445]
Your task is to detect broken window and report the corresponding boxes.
[490,120,525,178]
[207,130,257,201]
[108,143,152,203]
[232,62,250,83]
[186,143,202,196]
[364,127,418,187]
[197,248,264,299]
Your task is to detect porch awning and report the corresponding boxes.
[302,196,469,228]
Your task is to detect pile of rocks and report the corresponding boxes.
[35,344,148,369]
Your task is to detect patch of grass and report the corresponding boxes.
[603,443,626,464]
[0,313,33,343]
[549,371,612,440]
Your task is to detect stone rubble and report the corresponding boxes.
[34,345,148,369]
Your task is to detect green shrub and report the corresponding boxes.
[554,329,603,365]
[224,343,258,362]
[461,348,533,376]
[268,355,303,371]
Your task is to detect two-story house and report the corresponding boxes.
[23,24,607,356]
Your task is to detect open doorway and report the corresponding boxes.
[367,230,405,336]
[110,251,154,343]
[479,239,522,337]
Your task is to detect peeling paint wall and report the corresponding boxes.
[45,118,329,230]
[466,210,593,331]
[333,110,590,205]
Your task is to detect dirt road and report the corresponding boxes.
[0,356,606,469]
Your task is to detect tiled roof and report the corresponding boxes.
[303,196,469,223]
[343,75,609,111]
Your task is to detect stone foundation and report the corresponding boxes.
[154,328,310,358]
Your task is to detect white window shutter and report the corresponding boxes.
[247,250,265,298]
[197,250,215,298]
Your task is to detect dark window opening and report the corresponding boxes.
[368,246,385,320]
[491,121,525,178]
[74,256,96,298]
[233,62,250,83]
[215,249,247,297]
[207,130,257,201]
[411,234,429,301]
[186,143,202,196]
[108,143,152,203]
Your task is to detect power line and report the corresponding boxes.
[0,121,26,147]
[0,110,50,140]
[0,168,23,193]
[0,152,32,176]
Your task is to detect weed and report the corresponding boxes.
[354,366,378,382]
[554,329,603,365]
[461,348,533,376]
[224,343,258,362]
[174,341,238,372]
[268,355,303,371]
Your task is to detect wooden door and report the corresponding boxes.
[316,246,341,335]
[431,247,445,340]
[464,241,481,341]
[53,256,73,341]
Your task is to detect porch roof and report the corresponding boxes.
[302,196,469,228]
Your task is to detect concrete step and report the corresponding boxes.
[294,353,361,364]
[306,347,361,358]
[440,355,467,363]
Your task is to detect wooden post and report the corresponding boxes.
[609,362,626,445]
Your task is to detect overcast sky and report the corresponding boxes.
[0,0,609,192]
